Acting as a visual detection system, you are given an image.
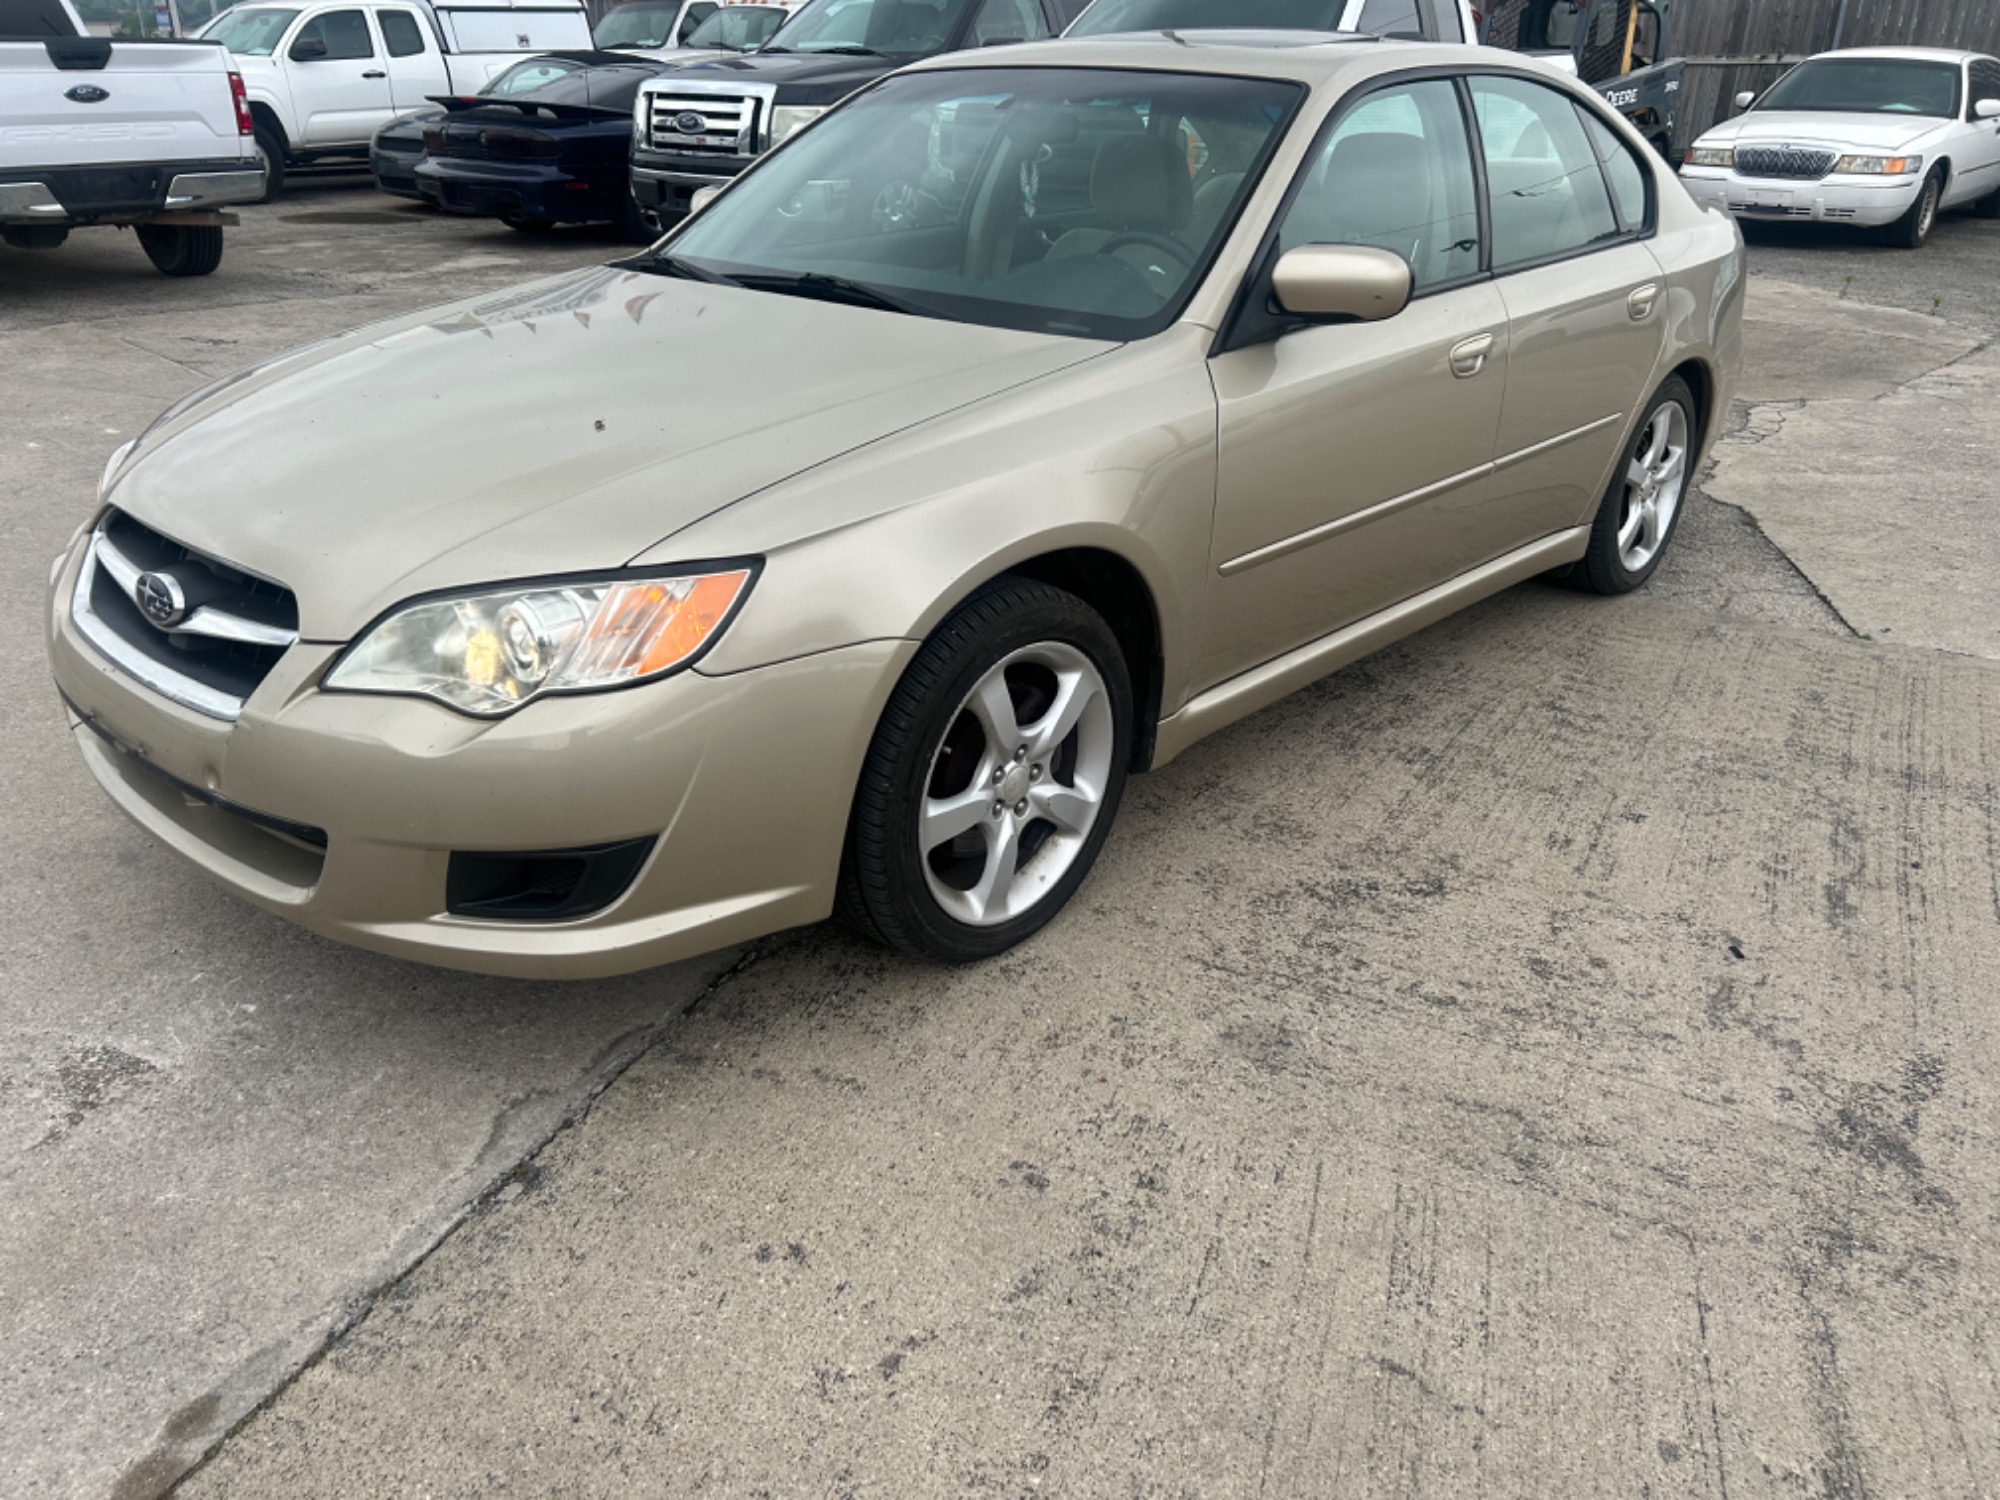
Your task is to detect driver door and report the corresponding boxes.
[1200,78,1508,690]
[289,8,393,146]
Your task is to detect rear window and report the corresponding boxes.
[0,0,81,38]
[443,6,594,52]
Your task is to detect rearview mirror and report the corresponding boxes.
[1976,97,2000,120]
[290,34,328,59]
[1271,244,1411,323]
[1733,89,1756,110]
[689,183,723,215]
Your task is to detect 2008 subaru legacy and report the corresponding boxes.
[48,30,1743,976]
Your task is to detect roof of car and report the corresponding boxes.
[1804,45,1991,65]
[902,28,1474,87]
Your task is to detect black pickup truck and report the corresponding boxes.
[627,0,1088,226]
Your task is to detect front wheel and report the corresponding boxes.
[839,579,1133,962]
[1886,169,1942,249]
[136,224,224,277]
[251,124,285,201]
[1572,376,1696,595]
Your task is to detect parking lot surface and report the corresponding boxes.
[4,187,1997,1498]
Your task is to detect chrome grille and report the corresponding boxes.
[70,509,299,722]
[647,91,760,154]
[1733,146,1836,180]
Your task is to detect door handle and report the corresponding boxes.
[362,68,387,78]
[1449,332,1494,379]
[1628,282,1660,320]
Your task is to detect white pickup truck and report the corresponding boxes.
[0,0,260,274]
[196,0,592,196]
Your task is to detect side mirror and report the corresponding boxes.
[1271,244,1411,324]
[1732,89,1756,110]
[1975,97,2000,120]
[689,183,723,215]
[290,34,328,59]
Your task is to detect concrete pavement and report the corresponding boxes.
[3,189,1996,1498]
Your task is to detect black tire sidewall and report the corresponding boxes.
[252,126,284,201]
[137,224,223,277]
[1580,376,1697,595]
[844,581,1133,963]
[1892,171,1941,248]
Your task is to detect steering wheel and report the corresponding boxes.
[1098,231,1197,268]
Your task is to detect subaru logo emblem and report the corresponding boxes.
[134,571,186,628]
[64,84,110,103]
[674,110,708,134]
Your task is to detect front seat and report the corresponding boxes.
[1301,130,1434,279]
[1047,133,1195,293]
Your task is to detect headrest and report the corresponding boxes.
[1315,131,1431,242]
[1091,133,1193,231]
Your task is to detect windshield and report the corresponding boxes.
[593,2,678,46]
[656,67,1301,341]
[203,6,300,54]
[1068,0,1344,35]
[763,0,973,56]
[1754,58,1962,117]
[686,4,785,48]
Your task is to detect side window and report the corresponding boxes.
[377,9,426,55]
[1350,0,1424,36]
[971,0,1048,44]
[1278,79,1481,293]
[297,8,376,58]
[1577,104,1647,231]
[1470,74,1619,271]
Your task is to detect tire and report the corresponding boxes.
[1886,168,1942,249]
[1573,375,1697,595]
[252,124,285,202]
[838,579,1134,963]
[501,214,556,233]
[136,224,225,277]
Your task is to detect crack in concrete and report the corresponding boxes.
[124,936,786,1500]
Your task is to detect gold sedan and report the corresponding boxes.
[47,32,1743,974]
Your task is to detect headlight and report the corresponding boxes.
[1832,154,1922,175]
[99,438,137,498]
[1684,145,1734,168]
[769,105,825,148]
[324,566,755,716]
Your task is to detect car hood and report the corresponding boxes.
[674,49,901,104]
[1698,110,1948,152]
[109,265,1108,641]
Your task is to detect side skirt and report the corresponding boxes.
[1149,526,1590,768]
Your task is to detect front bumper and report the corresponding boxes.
[1679,167,1923,226]
[413,157,621,224]
[630,152,750,221]
[48,537,914,978]
[0,160,262,225]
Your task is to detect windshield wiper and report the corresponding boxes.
[800,43,881,55]
[626,250,739,285]
[730,271,929,317]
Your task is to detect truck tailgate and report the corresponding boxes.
[0,41,250,173]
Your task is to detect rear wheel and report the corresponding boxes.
[1572,375,1695,595]
[136,224,224,277]
[1886,168,1942,249]
[251,124,285,201]
[838,579,1133,962]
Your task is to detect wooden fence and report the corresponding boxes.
[1669,0,2000,148]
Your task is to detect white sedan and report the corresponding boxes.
[1680,46,2000,247]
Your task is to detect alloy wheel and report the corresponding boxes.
[918,641,1114,927]
[1617,401,1689,573]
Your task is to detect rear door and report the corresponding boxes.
[1468,73,1664,543]
[288,6,394,145]
[373,4,447,110]
[1203,77,1507,688]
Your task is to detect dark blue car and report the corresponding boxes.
[415,53,672,239]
